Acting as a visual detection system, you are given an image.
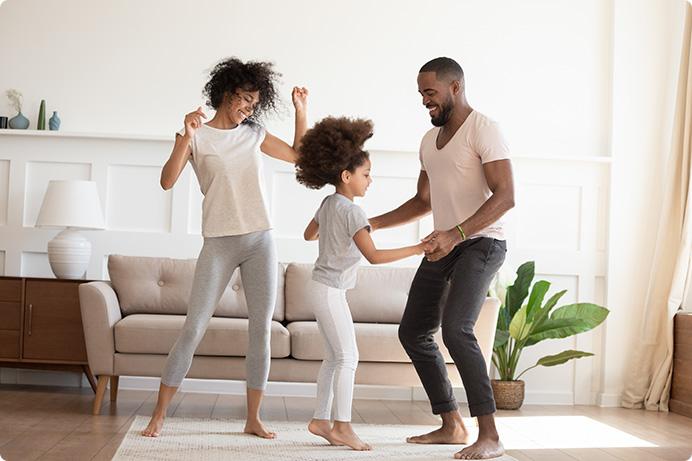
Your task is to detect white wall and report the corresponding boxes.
[0,0,611,156]
[0,0,686,406]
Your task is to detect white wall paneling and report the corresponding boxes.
[0,160,9,227]
[20,251,52,278]
[0,130,611,404]
[106,164,173,233]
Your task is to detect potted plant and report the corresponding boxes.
[490,261,609,409]
[6,89,29,129]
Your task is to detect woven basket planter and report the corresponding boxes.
[491,379,525,410]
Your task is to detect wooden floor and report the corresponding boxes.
[0,384,691,460]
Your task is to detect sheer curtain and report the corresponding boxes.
[622,1,692,411]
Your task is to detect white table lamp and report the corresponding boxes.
[35,180,105,279]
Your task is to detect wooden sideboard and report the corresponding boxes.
[0,276,96,391]
[671,311,692,418]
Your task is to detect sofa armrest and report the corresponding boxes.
[79,281,122,376]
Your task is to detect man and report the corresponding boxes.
[370,57,514,460]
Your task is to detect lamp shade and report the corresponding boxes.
[35,180,105,229]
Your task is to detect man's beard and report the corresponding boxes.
[431,98,454,127]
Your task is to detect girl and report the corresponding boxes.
[142,57,308,439]
[296,117,426,450]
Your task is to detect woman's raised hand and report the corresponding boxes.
[183,107,207,137]
[292,87,308,113]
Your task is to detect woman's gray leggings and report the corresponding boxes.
[161,230,277,389]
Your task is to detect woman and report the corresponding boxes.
[142,57,308,439]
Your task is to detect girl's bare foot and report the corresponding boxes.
[141,412,164,437]
[308,419,341,445]
[331,422,372,451]
[244,418,276,439]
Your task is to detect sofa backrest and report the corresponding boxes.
[285,263,416,323]
[108,255,285,321]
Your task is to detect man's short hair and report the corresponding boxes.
[419,57,464,83]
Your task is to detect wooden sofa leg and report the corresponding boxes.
[93,376,109,415]
[110,376,119,402]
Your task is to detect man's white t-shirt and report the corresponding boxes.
[419,110,510,240]
[178,123,271,237]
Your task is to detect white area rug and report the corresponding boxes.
[114,416,518,460]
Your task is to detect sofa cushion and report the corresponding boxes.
[285,263,416,323]
[114,314,290,358]
[108,255,285,321]
[287,321,453,363]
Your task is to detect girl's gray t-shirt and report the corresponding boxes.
[312,193,370,289]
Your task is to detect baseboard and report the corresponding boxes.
[0,367,89,388]
[119,376,417,401]
[597,393,622,407]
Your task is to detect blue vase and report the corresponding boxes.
[49,111,61,131]
[9,112,29,129]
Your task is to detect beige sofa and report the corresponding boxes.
[79,255,500,415]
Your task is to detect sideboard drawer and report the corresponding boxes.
[0,279,22,302]
[0,302,21,330]
[0,330,20,359]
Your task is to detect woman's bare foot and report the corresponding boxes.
[141,382,177,438]
[141,412,165,437]
[308,419,341,445]
[454,437,504,459]
[244,418,276,439]
[331,422,372,451]
[406,424,471,444]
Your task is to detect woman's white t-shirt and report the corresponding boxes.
[179,123,271,237]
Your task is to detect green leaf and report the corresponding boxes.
[536,350,594,367]
[551,303,609,327]
[515,349,595,379]
[526,280,550,321]
[496,303,511,332]
[494,329,510,349]
[527,289,567,337]
[505,262,534,318]
[524,318,590,345]
[541,290,567,315]
[509,305,532,341]
[524,303,609,346]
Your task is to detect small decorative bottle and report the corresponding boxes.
[37,99,46,130]
[49,111,61,131]
[9,112,29,129]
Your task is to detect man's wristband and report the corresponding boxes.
[455,224,466,241]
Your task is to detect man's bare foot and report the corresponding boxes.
[406,424,471,444]
[331,423,372,451]
[454,438,504,459]
[307,419,341,445]
[244,418,276,439]
[141,413,164,437]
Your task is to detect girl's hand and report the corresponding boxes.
[292,87,308,113]
[414,242,427,255]
[184,107,207,137]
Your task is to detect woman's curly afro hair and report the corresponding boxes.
[296,117,374,190]
[203,57,281,123]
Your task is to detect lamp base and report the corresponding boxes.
[47,229,91,279]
